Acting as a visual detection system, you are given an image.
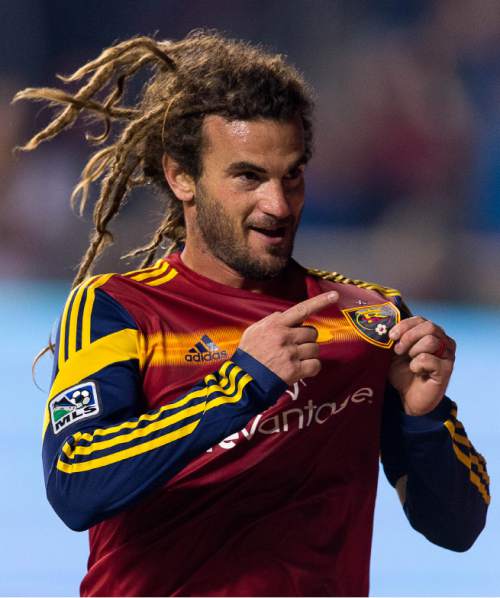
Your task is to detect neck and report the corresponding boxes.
[180,242,307,301]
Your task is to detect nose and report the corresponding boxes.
[258,180,292,220]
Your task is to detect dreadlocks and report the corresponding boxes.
[13,29,314,290]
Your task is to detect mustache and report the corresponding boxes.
[245,215,295,230]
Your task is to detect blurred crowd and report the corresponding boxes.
[1,0,499,303]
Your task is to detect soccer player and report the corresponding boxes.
[15,31,489,596]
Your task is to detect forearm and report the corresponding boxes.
[44,350,285,531]
[381,389,490,551]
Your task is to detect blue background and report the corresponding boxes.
[1,282,498,596]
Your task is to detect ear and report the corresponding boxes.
[162,154,195,202]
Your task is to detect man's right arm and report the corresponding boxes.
[43,284,286,531]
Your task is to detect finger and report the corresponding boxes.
[281,291,338,327]
[299,358,322,379]
[297,342,320,361]
[397,334,440,358]
[289,325,319,344]
[446,335,457,354]
[409,353,446,377]
[394,320,445,355]
[389,316,429,341]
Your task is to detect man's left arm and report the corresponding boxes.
[381,316,490,551]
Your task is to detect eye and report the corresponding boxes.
[285,166,304,181]
[238,171,261,183]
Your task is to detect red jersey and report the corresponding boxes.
[42,253,490,596]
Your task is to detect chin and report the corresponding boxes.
[227,253,290,280]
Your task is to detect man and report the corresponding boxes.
[16,31,489,596]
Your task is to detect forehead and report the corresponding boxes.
[201,115,305,166]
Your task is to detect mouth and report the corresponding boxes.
[248,225,287,239]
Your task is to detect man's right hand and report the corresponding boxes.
[238,291,339,385]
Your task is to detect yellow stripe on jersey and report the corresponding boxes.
[308,268,402,298]
[146,267,178,286]
[143,317,357,369]
[43,328,141,438]
[206,374,252,410]
[56,364,252,474]
[58,280,95,371]
[129,260,169,282]
[63,402,208,458]
[450,443,490,505]
[59,361,233,447]
[444,417,490,483]
[56,421,199,474]
[58,284,79,371]
[58,274,114,370]
[80,274,115,352]
[443,412,490,504]
[123,259,164,278]
[62,362,238,459]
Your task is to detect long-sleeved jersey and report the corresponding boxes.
[42,252,490,597]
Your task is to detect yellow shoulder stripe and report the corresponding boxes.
[58,276,96,371]
[43,328,140,438]
[80,274,115,352]
[123,259,164,278]
[58,274,115,370]
[123,260,178,286]
[308,268,402,298]
[129,260,168,282]
[146,267,178,286]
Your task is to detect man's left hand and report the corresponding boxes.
[388,316,456,416]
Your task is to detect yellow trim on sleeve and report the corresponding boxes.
[62,362,239,458]
[57,361,233,446]
[57,421,199,473]
[63,402,209,458]
[206,375,252,409]
[56,366,253,474]
[450,443,490,505]
[43,328,140,438]
[444,416,490,504]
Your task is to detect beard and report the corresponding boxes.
[194,183,298,280]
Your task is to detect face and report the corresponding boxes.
[192,115,306,280]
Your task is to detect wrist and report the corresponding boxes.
[231,348,287,403]
[401,396,453,433]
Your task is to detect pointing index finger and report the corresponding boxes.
[281,291,338,326]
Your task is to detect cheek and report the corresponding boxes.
[290,188,305,218]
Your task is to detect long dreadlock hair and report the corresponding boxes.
[14,30,314,368]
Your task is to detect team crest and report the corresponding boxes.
[342,302,400,348]
[49,381,100,435]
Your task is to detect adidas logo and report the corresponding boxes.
[184,335,228,363]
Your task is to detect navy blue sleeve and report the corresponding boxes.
[43,277,286,531]
[381,385,490,551]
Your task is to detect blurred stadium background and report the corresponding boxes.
[1,0,498,595]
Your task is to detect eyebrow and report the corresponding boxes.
[225,154,308,176]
